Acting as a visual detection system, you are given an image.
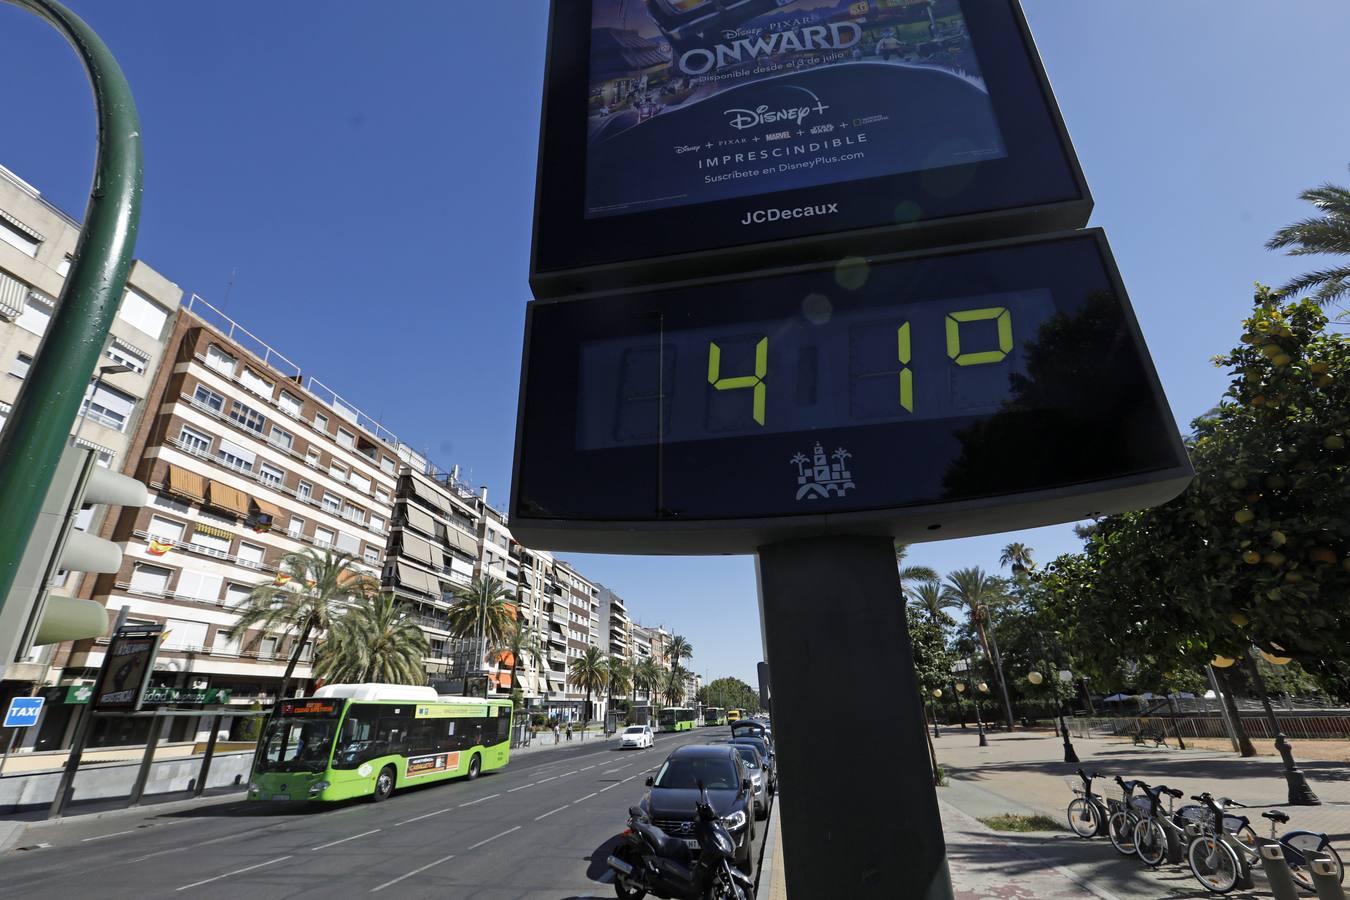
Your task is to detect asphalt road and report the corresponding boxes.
[0,727,771,900]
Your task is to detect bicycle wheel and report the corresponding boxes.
[1283,832,1343,890]
[1187,835,1241,894]
[1135,818,1168,867]
[1067,797,1100,838]
[1108,810,1139,855]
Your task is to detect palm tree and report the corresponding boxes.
[895,542,939,594]
[999,542,1035,576]
[666,635,694,669]
[608,657,632,719]
[908,579,959,627]
[943,567,1016,731]
[568,646,609,736]
[235,548,379,699]
[446,576,516,676]
[314,593,429,685]
[500,618,542,702]
[1267,171,1350,308]
[665,664,687,706]
[634,658,663,707]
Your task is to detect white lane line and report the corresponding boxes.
[81,829,138,842]
[580,765,596,771]
[370,853,455,893]
[465,824,522,851]
[622,775,638,783]
[395,808,453,826]
[507,782,536,793]
[312,828,380,851]
[560,770,578,777]
[459,792,501,808]
[599,783,621,792]
[537,775,559,783]
[602,768,622,774]
[535,805,569,821]
[176,855,293,891]
[573,792,598,803]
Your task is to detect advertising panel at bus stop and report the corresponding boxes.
[531,0,1091,295]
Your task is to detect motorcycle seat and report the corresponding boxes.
[634,820,692,862]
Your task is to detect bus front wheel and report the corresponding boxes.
[467,753,482,780]
[373,765,396,802]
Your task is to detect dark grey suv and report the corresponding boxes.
[640,744,756,873]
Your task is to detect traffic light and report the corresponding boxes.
[0,445,148,675]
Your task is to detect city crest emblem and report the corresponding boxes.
[792,443,855,501]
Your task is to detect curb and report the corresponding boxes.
[3,788,246,840]
[755,802,780,900]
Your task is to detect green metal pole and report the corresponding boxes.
[0,0,142,608]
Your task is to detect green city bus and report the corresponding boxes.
[248,684,513,803]
[702,707,726,726]
[658,706,697,732]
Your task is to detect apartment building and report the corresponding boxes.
[42,296,410,748]
[0,165,181,716]
[597,585,632,663]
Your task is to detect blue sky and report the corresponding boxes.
[3,1,1349,687]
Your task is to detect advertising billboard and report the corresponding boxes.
[91,624,162,711]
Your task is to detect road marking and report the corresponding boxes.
[395,808,453,826]
[370,853,455,892]
[81,829,138,842]
[580,765,596,771]
[573,792,598,803]
[622,775,638,783]
[312,828,380,851]
[535,805,569,821]
[560,770,578,777]
[599,783,621,792]
[537,775,559,783]
[176,855,293,891]
[465,824,522,851]
[507,782,537,793]
[459,792,501,807]
[602,767,623,774]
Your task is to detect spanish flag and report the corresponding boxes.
[147,539,173,556]
[273,573,292,586]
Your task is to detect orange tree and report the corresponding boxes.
[1043,288,1350,697]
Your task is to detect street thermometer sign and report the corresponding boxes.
[510,229,1191,552]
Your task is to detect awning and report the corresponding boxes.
[396,561,438,595]
[167,465,205,502]
[406,477,448,514]
[447,527,478,557]
[204,481,249,517]
[401,532,435,566]
[0,270,27,319]
[192,523,233,541]
[251,497,282,520]
[403,503,436,536]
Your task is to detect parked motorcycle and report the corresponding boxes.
[607,785,755,900]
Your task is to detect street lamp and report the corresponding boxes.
[952,680,967,730]
[1028,666,1079,764]
[70,362,134,451]
[930,688,942,738]
[1244,648,1319,806]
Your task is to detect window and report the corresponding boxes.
[341,503,365,525]
[259,462,284,487]
[328,460,347,480]
[297,480,313,501]
[240,368,273,398]
[229,399,266,433]
[336,532,361,555]
[287,515,306,539]
[117,287,168,337]
[369,514,385,533]
[106,339,149,374]
[0,214,40,256]
[216,438,256,472]
[237,542,265,568]
[306,449,322,469]
[348,470,371,493]
[336,428,355,449]
[179,425,211,455]
[193,385,224,413]
[152,492,191,515]
[16,296,52,337]
[206,344,236,376]
[363,546,380,566]
[8,352,31,380]
[163,619,210,651]
[313,412,329,433]
[278,391,303,418]
[189,528,231,557]
[224,583,251,608]
[314,526,335,548]
[147,516,185,543]
[57,254,73,277]
[81,382,135,433]
[375,487,391,505]
[380,456,396,474]
[322,493,342,513]
[212,629,241,656]
[269,425,294,452]
[176,570,223,602]
[258,636,278,659]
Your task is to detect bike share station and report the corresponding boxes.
[512,2,1191,896]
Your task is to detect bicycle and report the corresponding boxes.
[1065,769,1109,838]
[1248,807,1341,892]
[1133,784,1186,867]
[1106,775,1150,856]
[1184,792,1254,894]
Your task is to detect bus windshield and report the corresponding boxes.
[257,717,338,773]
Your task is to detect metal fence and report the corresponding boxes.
[1073,714,1350,742]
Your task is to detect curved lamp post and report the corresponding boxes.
[0,0,142,607]
[930,688,942,738]
[1244,649,1319,806]
[1029,668,1079,764]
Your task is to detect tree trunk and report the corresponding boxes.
[974,614,1016,731]
[1215,667,1258,757]
[920,692,941,785]
[277,617,315,701]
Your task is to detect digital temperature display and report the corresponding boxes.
[510,231,1192,554]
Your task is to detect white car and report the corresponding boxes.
[619,725,654,749]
